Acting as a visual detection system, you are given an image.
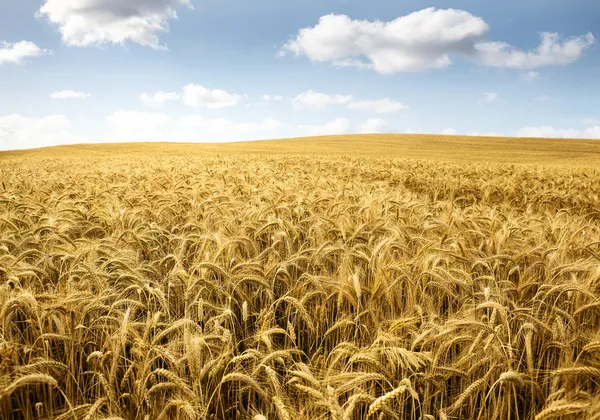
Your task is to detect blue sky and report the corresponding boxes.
[0,0,599,150]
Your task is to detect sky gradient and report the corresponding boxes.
[1,0,599,150]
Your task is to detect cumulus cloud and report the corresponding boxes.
[37,0,194,49]
[104,110,288,142]
[299,118,351,136]
[359,118,392,134]
[293,90,407,113]
[176,115,286,135]
[476,32,595,69]
[293,91,352,109]
[138,84,243,108]
[281,8,489,73]
[518,126,600,139]
[0,41,49,65]
[182,84,242,109]
[0,114,83,150]
[281,9,594,73]
[106,110,171,141]
[140,91,181,106]
[50,90,90,99]
[298,117,394,136]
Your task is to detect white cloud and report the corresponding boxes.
[50,90,90,99]
[281,8,489,73]
[0,41,49,65]
[176,115,286,135]
[482,92,498,103]
[281,9,594,73]
[520,71,540,81]
[518,126,600,139]
[261,118,287,131]
[262,94,283,101]
[294,90,407,113]
[106,110,170,141]
[441,128,457,135]
[315,118,394,135]
[299,118,351,136]
[139,85,243,108]
[37,0,193,49]
[182,84,242,109]
[293,90,352,109]
[476,32,595,69]
[332,58,374,70]
[347,98,408,113]
[140,91,181,106]
[104,111,288,143]
[0,114,83,150]
[359,118,392,134]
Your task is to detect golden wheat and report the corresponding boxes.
[0,142,599,419]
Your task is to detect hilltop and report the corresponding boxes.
[2,134,600,167]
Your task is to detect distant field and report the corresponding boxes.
[3,133,600,166]
[1,135,600,419]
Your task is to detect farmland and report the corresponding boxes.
[1,134,600,419]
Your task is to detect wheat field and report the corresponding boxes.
[1,135,600,419]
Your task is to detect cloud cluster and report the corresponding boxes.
[106,110,171,141]
[0,114,82,150]
[182,84,243,109]
[441,129,503,136]
[281,8,595,73]
[299,118,351,136]
[50,90,90,99]
[37,0,194,49]
[476,32,595,69]
[0,41,49,65]
[139,84,243,108]
[176,115,286,135]
[516,107,600,139]
[518,126,600,139]
[107,112,395,141]
[104,110,289,142]
[299,117,394,136]
[293,91,352,109]
[282,8,489,73]
[293,90,407,113]
[0,112,284,149]
[359,118,393,134]
[138,84,244,108]
[138,87,406,114]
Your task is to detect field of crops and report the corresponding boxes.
[1,136,600,419]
